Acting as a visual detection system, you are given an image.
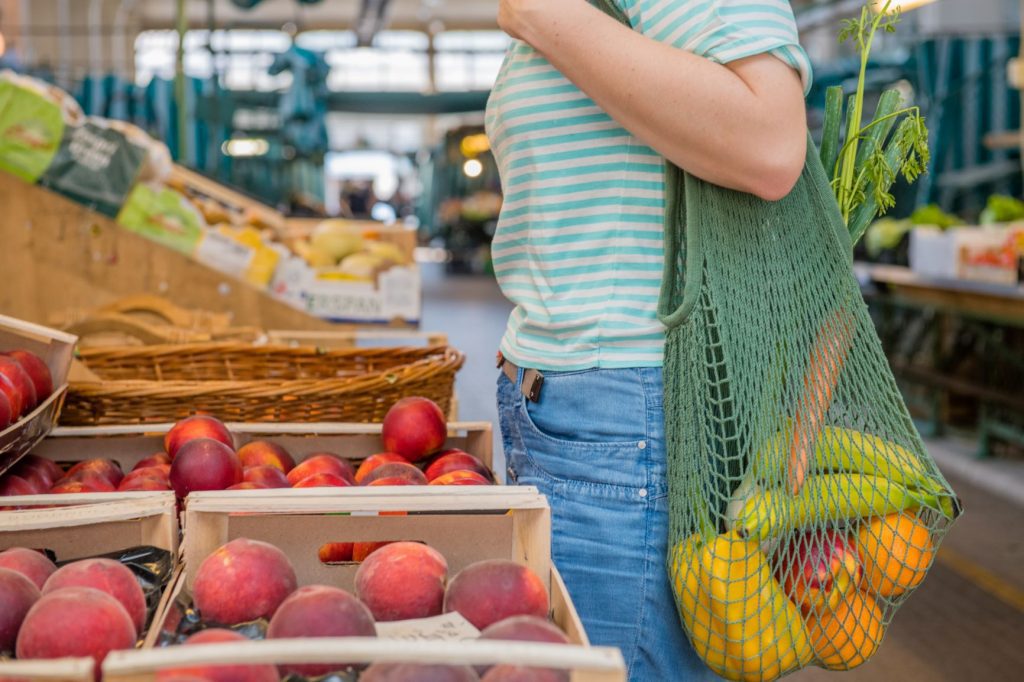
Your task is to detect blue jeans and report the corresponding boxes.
[496,367,717,681]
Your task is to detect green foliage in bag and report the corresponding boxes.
[588,1,960,680]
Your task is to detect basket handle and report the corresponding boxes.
[64,313,213,346]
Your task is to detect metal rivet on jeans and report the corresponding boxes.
[637,440,647,450]
[638,488,648,498]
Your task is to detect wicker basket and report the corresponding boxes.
[61,343,464,426]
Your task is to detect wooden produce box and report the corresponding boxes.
[0,314,77,476]
[103,488,626,681]
[35,420,493,478]
[0,493,179,682]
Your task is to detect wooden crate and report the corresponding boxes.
[0,493,179,682]
[0,313,77,476]
[103,488,626,681]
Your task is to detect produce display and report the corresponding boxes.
[668,425,956,681]
[157,537,570,682]
[0,349,53,430]
[0,397,493,501]
[0,545,174,680]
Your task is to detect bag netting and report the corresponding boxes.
[589,3,959,679]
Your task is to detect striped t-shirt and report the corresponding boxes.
[485,0,812,371]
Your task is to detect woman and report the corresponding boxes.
[488,0,811,679]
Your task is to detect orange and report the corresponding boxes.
[806,590,885,670]
[857,512,935,599]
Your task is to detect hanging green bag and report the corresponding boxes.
[589,2,959,680]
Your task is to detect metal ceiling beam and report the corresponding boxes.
[355,0,391,47]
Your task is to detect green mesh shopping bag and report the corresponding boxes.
[584,2,960,680]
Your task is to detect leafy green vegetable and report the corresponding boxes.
[866,218,912,258]
[979,195,1024,224]
[909,204,962,229]
[823,1,930,245]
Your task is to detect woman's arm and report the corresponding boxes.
[499,0,808,201]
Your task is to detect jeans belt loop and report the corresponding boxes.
[496,351,544,402]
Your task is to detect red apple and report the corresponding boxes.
[244,465,290,489]
[169,438,242,498]
[360,462,428,486]
[0,355,36,414]
[355,453,407,484]
[133,453,171,470]
[429,470,492,486]
[237,441,296,473]
[4,350,53,403]
[425,450,492,482]
[292,472,353,489]
[382,397,447,462]
[63,459,124,487]
[776,530,862,615]
[286,453,355,487]
[164,416,234,460]
[156,629,278,682]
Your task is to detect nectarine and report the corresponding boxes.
[226,482,268,490]
[243,466,290,489]
[134,453,171,470]
[319,542,354,563]
[164,416,234,459]
[382,397,447,463]
[286,453,354,487]
[237,441,295,474]
[64,459,124,487]
[444,560,549,630]
[169,439,242,498]
[43,558,147,635]
[0,356,36,413]
[362,663,481,681]
[0,474,39,496]
[156,629,278,682]
[355,453,407,484]
[0,568,40,651]
[355,542,448,622]
[429,470,491,486]
[425,451,491,482]
[192,538,297,625]
[11,455,63,490]
[360,462,428,486]
[16,587,137,681]
[4,350,52,403]
[292,472,353,489]
[267,585,377,676]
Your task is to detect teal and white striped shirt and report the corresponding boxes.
[485,0,812,371]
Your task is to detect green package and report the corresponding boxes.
[117,183,205,254]
[0,79,65,183]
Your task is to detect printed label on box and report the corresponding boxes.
[196,231,256,280]
[300,266,421,323]
[376,612,481,642]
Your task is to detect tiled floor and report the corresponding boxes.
[421,265,1024,682]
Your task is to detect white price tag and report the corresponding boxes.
[195,231,255,280]
[376,612,481,642]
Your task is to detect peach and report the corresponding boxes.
[355,542,447,622]
[319,542,354,563]
[362,663,481,681]
[360,462,428,486]
[12,455,64,490]
[293,472,353,489]
[304,451,356,481]
[353,542,393,563]
[4,351,53,403]
[0,568,40,651]
[16,587,136,681]
[382,397,447,462]
[118,477,170,492]
[133,453,171,470]
[444,560,549,630]
[286,453,354,487]
[0,474,39,496]
[193,538,297,625]
[367,477,419,487]
[44,558,147,635]
[237,441,296,473]
[0,388,11,428]
[53,472,116,493]
[226,482,267,490]
[267,585,377,676]
[0,548,57,589]
[429,471,492,486]
[169,439,242,498]
[355,453,407,484]
[64,459,124,487]
[0,356,36,414]
[49,480,104,494]
[164,416,234,460]
[482,666,566,682]
[425,451,492,482]
[480,616,569,645]
[244,465,290,489]
[156,629,278,682]
[121,465,171,486]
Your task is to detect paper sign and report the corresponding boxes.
[375,612,481,642]
[196,230,256,280]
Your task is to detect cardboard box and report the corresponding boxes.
[0,493,178,682]
[0,314,77,476]
[33,420,493,476]
[103,487,625,681]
